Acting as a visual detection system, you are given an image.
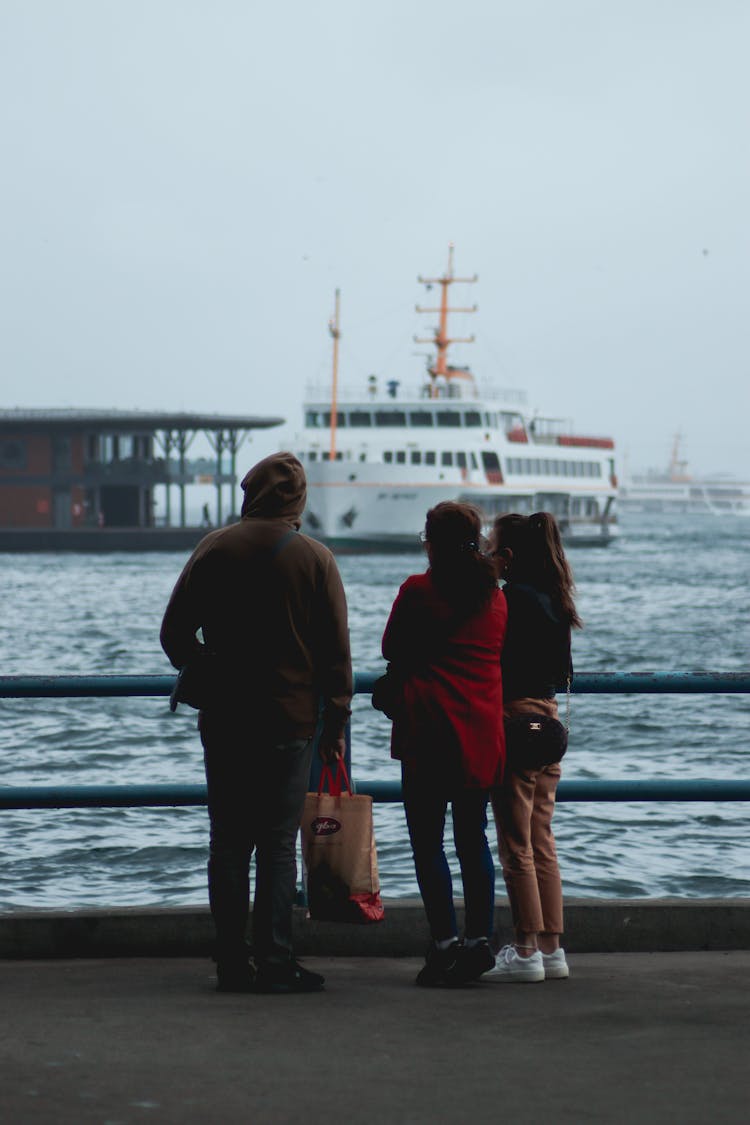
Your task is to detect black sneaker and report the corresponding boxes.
[415,941,464,987]
[216,962,256,993]
[457,940,496,982]
[254,959,325,994]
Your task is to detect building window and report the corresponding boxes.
[0,438,27,470]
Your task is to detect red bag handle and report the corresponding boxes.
[317,759,354,797]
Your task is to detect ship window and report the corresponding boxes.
[484,412,498,428]
[323,412,346,428]
[383,451,393,463]
[375,411,407,426]
[409,410,434,427]
[305,411,321,427]
[410,451,422,464]
[481,451,501,471]
[470,452,478,469]
[456,452,467,469]
[441,451,453,466]
[436,410,461,427]
[308,451,317,461]
[594,463,602,477]
[349,411,372,427]
[425,451,436,465]
[359,452,366,462]
[464,411,482,427]
[396,451,406,464]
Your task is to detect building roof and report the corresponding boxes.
[0,409,285,433]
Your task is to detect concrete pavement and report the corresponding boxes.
[3,952,750,1124]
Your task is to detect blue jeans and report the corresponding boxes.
[402,768,495,942]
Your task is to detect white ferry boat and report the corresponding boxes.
[619,438,750,515]
[296,249,618,550]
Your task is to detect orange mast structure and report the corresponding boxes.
[328,288,341,461]
[415,243,478,397]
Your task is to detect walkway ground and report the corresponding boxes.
[3,953,749,1124]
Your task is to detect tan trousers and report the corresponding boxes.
[492,697,564,935]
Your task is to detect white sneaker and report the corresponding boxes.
[484,945,544,983]
[541,948,569,980]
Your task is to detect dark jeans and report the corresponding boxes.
[402,768,495,943]
[200,712,313,966]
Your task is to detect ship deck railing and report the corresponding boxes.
[0,671,748,809]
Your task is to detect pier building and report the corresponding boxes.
[0,409,284,550]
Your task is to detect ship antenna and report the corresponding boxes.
[415,242,478,398]
[328,288,341,461]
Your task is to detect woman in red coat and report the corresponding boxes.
[381,502,507,986]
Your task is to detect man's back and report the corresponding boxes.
[160,452,351,740]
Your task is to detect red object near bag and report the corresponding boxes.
[301,761,385,924]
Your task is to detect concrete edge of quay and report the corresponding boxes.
[0,898,749,958]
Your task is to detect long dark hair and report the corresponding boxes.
[492,511,582,628]
[424,501,497,618]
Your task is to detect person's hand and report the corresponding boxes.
[318,735,346,764]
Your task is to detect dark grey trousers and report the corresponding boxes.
[199,713,313,966]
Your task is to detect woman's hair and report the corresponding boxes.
[492,511,582,628]
[424,501,497,617]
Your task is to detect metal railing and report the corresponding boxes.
[0,671,748,810]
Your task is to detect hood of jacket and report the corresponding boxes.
[240,452,307,526]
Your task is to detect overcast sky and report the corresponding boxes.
[1,0,748,477]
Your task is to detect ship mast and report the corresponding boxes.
[328,288,341,461]
[415,243,478,398]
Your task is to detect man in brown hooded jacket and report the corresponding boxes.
[160,452,351,993]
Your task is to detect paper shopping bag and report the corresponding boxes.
[301,761,385,924]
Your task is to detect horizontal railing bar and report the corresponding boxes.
[1,779,750,810]
[1,671,749,699]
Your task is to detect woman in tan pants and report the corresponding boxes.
[485,512,581,982]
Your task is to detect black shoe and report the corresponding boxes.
[216,961,256,993]
[457,940,496,982]
[415,941,464,987]
[254,959,325,995]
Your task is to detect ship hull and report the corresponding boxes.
[303,466,617,549]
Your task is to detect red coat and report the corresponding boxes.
[381,572,507,788]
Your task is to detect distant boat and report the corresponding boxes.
[619,435,750,515]
[293,247,619,551]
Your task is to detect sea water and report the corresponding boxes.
[0,512,748,909]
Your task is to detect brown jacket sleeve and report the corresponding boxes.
[159,550,207,669]
[313,551,352,740]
